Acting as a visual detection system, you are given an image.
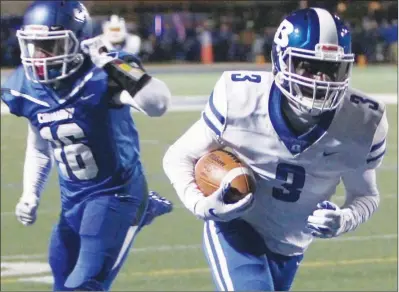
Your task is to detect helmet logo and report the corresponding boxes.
[320,45,339,52]
[24,25,49,33]
[274,19,294,48]
[73,8,86,23]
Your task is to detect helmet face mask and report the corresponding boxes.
[103,15,127,44]
[17,26,84,83]
[272,8,354,116]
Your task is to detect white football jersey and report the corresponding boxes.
[202,71,388,255]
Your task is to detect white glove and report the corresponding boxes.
[306,201,351,238]
[194,183,254,222]
[15,195,39,226]
[80,37,116,68]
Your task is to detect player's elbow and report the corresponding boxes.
[143,78,171,117]
[149,94,170,117]
[162,144,184,179]
[162,145,175,176]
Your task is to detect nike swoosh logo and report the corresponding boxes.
[208,208,220,218]
[114,193,131,198]
[323,151,338,157]
[81,94,94,100]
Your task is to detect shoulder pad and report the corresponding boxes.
[201,71,274,137]
[346,88,386,114]
[338,89,388,169]
[201,73,228,137]
[1,66,50,117]
[365,109,388,169]
[2,66,25,91]
[223,70,274,118]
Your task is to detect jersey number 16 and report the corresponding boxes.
[40,122,99,180]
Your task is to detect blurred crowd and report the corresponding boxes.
[1,0,397,67]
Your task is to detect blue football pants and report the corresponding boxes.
[48,192,147,291]
[203,219,303,291]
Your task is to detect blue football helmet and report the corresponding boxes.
[271,7,354,115]
[16,0,92,83]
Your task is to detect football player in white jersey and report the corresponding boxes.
[163,7,388,291]
[101,15,141,55]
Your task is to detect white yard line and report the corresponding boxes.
[1,233,397,261]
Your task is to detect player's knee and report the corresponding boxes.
[139,78,171,117]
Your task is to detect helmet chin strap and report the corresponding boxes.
[291,82,326,117]
[281,95,321,135]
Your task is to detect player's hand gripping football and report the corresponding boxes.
[81,36,115,68]
[194,182,254,222]
[306,201,350,238]
[15,195,39,226]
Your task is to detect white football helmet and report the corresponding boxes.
[102,15,127,44]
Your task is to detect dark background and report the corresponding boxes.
[1,0,397,66]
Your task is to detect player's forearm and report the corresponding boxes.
[163,147,204,213]
[104,57,152,99]
[22,124,53,201]
[23,148,52,200]
[340,168,380,234]
[116,77,171,117]
[163,120,222,213]
[340,194,380,233]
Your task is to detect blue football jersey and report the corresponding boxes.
[1,53,144,208]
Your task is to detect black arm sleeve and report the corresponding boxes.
[104,56,152,98]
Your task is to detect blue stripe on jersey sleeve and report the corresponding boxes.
[367,150,386,163]
[370,139,385,152]
[202,112,221,136]
[209,91,225,125]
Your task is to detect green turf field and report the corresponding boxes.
[151,65,398,95]
[1,66,397,291]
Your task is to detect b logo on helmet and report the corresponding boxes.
[274,19,294,48]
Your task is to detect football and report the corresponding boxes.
[194,149,256,203]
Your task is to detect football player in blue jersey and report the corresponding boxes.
[1,1,173,291]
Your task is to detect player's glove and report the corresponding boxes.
[306,201,351,238]
[15,195,39,226]
[194,183,254,222]
[80,37,115,68]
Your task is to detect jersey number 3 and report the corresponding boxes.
[40,123,99,180]
[231,73,261,83]
[272,163,305,202]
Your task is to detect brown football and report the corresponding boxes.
[194,149,256,204]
